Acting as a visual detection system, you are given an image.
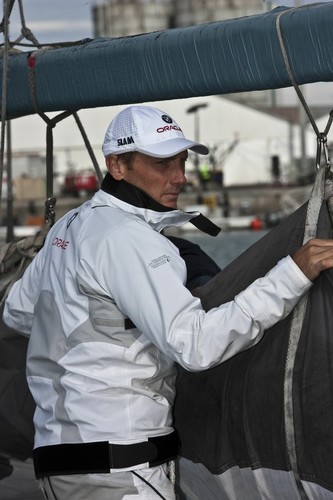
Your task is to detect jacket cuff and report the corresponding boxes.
[234,256,312,330]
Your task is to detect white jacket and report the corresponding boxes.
[3,189,311,451]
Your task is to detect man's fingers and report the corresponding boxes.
[292,239,333,281]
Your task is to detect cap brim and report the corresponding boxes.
[136,138,209,158]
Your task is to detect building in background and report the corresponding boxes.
[2,153,46,200]
[93,0,263,37]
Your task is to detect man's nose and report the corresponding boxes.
[171,164,187,185]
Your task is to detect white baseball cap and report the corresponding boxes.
[102,105,209,158]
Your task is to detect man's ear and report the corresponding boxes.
[106,155,125,181]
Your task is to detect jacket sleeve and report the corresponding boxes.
[170,255,311,370]
[81,219,312,372]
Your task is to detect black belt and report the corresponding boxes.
[33,431,179,478]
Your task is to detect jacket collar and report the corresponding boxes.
[100,173,220,236]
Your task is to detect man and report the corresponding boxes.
[3,105,333,500]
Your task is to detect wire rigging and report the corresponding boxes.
[0,0,11,206]
[276,7,333,173]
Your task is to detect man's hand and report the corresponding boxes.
[292,239,333,281]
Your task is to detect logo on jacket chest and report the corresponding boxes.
[52,237,70,250]
[149,255,171,269]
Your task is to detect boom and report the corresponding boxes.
[2,2,333,119]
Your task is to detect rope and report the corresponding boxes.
[0,0,15,35]
[45,111,74,193]
[27,52,76,224]
[17,0,40,46]
[276,7,333,499]
[27,53,104,212]
[5,119,13,242]
[73,112,104,184]
[276,8,333,148]
[0,0,11,205]
[167,460,176,487]
[276,7,319,137]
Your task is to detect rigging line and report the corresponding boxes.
[2,0,41,48]
[275,7,320,138]
[43,110,74,225]
[17,0,40,47]
[5,118,13,242]
[1,38,93,49]
[45,110,73,198]
[73,112,104,184]
[0,0,14,34]
[0,0,11,206]
[27,49,73,221]
[27,53,54,124]
[323,109,333,138]
[276,6,333,143]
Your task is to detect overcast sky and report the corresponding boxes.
[9,0,95,44]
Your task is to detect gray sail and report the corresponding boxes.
[174,170,333,498]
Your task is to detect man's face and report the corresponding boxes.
[108,151,188,209]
